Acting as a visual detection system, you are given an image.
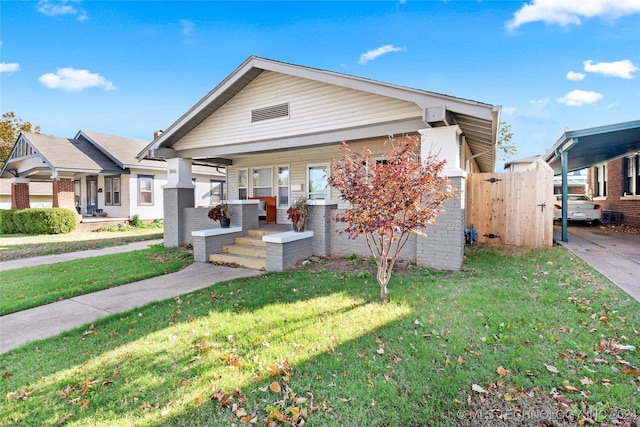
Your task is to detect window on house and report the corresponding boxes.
[277,166,289,207]
[595,165,607,197]
[104,176,121,206]
[308,164,329,200]
[238,169,248,200]
[252,167,273,197]
[211,179,224,204]
[138,175,154,205]
[74,180,81,208]
[624,154,640,196]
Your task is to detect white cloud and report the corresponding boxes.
[38,68,115,91]
[506,0,640,30]
[530,98,550,106]
[583,59,638,79]
[38,0,88,22]
[566,71,585,81]
[556,89,603,106]
[180,19,195,36]
[502,106,517,115]
[0,62,20,73]
[358,44,404,65]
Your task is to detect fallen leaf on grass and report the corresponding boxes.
[339,397,352,403]
[580,377,594,386]
[544,364,559,374]
[496,366,508,377]
[269,381,281,393]
[472,384,487,394]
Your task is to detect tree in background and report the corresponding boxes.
[497,121,518,162]
[0,112,41,169]
[327,135,453,303]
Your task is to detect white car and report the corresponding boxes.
[553,194,602,223]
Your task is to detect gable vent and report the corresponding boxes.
[251,103,289,123]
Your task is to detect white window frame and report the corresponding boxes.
[307,163,330,200]
[626,155,637,196]
[277,165,290,208]
[237,169,248,200]
[252,166,273,197]
[104,176,121,206]
[138,175,154,206]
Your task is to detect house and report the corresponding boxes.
[138,56,501,270]
[0,130,225,231]
[543,120,640,231]
[587,154,640,226]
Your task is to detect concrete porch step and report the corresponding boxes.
[208,228,287,270]
[234,236,266,247]
[209,253,266,270]
[223,244,266,257]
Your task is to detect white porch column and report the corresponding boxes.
[163,158,195,247]
[417,126,466,270]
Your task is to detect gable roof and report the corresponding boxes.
[1,132,124,179]
[139,56,501,172]
[76,130,165,170]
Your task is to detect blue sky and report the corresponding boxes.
[1,0,639,166]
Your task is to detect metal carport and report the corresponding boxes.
[543,120,640,242]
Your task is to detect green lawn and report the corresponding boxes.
[1,245,638,426]
[1,245,192,315]
[0,229,163,262]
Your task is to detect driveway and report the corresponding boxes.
[554,224,640,303]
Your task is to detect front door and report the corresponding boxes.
[86,176,98,215]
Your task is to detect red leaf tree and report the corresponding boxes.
[327,135,454,302]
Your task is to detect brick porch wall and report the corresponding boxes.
[52,178,76,211]
[589,159,640,227]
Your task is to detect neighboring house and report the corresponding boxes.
[138,56,501,270]
[543,120,640,229]
[588,154,640,226]
[0,130,225,228]
[503,155,541,172]
[505,156,587,194]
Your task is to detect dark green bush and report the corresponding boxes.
[0,209,19,234]
[2,208,76,235]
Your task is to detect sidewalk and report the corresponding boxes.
[0,239,164,271]
[554,225,640,303]
[0,244,262,353]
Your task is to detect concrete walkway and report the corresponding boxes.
[0,239,164,271]
[554,225,640,303]
[0,244,262,353]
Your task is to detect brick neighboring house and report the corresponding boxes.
[588,154,640,227]
[138,56,501,270]
[543,120,640,230]
[1,130,224,230]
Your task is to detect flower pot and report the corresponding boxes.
[292,222,304,232]
[220,217,231,228]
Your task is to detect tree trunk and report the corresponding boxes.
[377,257,392,303]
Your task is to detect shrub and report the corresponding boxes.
[130,214,144,228]
[3,208,76,235]
[0,209,19,234]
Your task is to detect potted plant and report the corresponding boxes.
[287,196,309,231]
[208,202,232,228]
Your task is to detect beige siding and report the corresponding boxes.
[175,71,422,150]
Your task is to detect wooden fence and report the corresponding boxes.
[466,159,555,247]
